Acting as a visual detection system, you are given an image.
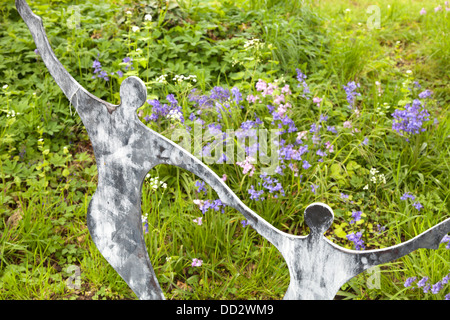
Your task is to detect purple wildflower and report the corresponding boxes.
[350,211,362,224]
[123,57,133,70]
[310,184,318,194]
[440,235,450,249]
[241,220,250,227]
[431,281,444,294]
[413,201,423,211]
[346,232,365,250]
[296,68,310,99]
[195,180,207,195]
[248,185,264,201]
[231,87,242,104]
[302,160,311,170]
[327,126,338,134]
[343,81,361,109]
[418,89,433,99]
[417,277,429,288]
[391,99,430,137]
[400,192,415,201]
[404,277,417,288]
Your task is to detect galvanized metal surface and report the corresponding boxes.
[16,0,450,300]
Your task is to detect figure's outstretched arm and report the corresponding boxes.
[15,0,116,114]
[328,217,450,271]
[138,125,289,250]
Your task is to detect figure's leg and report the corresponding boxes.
[86,170,165,300]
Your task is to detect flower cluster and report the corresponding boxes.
[350,210,362,224]
[248,185,265,201]
[243,38,263,50]
[404,272,450,297]
[369,167,386,184]
[92,58,109,81]
[391,99,430,139]
[146,174,167,189]
[193,199,226,214]
[236,156,256,176]
[400,192,423,211]
[343,81,361,109]
[191,258,203,267]
[346,232,365,250]
[146,94,185,124]
[295,68,310,98]
[195,180,207,195]
[173,74,197,83]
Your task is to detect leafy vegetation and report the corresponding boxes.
[0,0,449,300]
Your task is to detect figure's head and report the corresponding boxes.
[119,76,147,112]
[304,202,334,236]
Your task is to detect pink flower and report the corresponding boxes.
[325,141,334,153]
[191,258,203,267]
[312,97,322,107]
[420,7,426,15]
[435,5,442,12]
[274,94,285,105]
[297,130,308,140]
[262,82,277,97]
[277,104,288,116]
[193,217,203,225]
[236,156,256,176]
[343,120,352,129]
[221,174,227,182]
[255,79,267,92]
[246,94,259,103]
[281,84,292,95]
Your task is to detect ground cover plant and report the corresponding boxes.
[0,0,449,300]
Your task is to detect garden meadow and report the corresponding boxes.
[0,0,449,300]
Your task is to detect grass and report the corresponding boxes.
[0,0,449,300]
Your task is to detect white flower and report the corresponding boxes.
[370,167,379,176]
[144,14,152,21]
[406,70,412,74]
[2,85,8,89]
[132,26,140,33]
[345,8,351,13]
[155,74,168,84]
[363,184,369,190]
[167,109,183,121]
[378,174,386,184]
[126,10,132,15]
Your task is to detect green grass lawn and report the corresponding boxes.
[0,0,449,300]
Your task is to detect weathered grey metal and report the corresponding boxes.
[16,0,450,300]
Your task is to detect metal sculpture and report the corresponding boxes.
[15,0,450,300]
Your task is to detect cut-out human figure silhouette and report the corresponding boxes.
[16,0,450,300]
